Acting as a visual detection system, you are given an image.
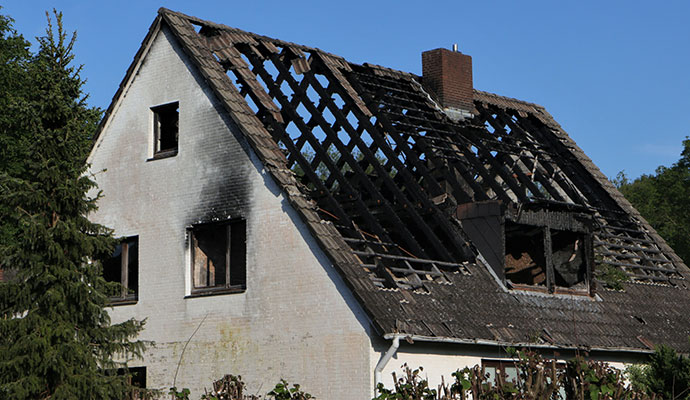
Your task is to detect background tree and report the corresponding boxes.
[0,10,146,399]
[615,138,690,265]
[627,345,690,400]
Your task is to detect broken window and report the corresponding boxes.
[103,236,139,303]
[505,224,547,287]
[151,101,179,157]
[551,230,587,288]
[504,221,590,294]
[191,219,246,294]
[455,202,593,294]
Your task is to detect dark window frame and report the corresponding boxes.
[188,219,246,297]
[104,236,139,305]
[455,202,595,296]
[505,222,593,295]
[151,101,179,159]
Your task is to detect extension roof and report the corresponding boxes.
[103,8,690,354]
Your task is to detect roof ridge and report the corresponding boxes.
[361,62,418,79]
[473,89,546,111]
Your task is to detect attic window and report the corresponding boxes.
[505,222,590,294]
[190,219,246,295]
[151,102,179,158]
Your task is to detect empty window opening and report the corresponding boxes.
[103,236,138,303]
[551,230,586,288]
[505,224,546,286]
[191,219,246,294]
[505,222,589,293]
[152,102,179,157]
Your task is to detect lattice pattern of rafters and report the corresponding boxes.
[181,16,684,288]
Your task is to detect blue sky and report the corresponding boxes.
[4,1,689,180]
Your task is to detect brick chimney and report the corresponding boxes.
[422,47,474,117]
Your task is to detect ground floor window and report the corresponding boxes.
[103,236,139,303]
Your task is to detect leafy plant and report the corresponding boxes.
[598,263,630,290]
[267,379,313,400]
[374,365,438,400]
[170,387,191,400]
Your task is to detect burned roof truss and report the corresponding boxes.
[185,22,685,289]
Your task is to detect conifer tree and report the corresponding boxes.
[0,10,147,399]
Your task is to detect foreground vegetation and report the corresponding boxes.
[164,346,690,400]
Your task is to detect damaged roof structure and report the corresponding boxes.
[110,8,690,354]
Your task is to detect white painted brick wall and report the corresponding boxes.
[88,25,374,399]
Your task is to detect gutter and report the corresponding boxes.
[382,333,655,355]
[373,335,401,394]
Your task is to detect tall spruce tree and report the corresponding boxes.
[0,10,146,399]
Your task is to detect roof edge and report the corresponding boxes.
[383,333,655,355]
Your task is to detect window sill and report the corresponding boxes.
[147,149,178,161]
[507,282,591,297]
[185,286,246,299]
[108,297,138,306]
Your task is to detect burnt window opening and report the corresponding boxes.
[152,102,179,158]
[505,224,547,286]
[456,202,592,295]
[551,230,587,288]
[103,236,139,304]
[190,219,246,294]
[505,222,590,294]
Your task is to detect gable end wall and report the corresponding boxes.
[88,25,374,399]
